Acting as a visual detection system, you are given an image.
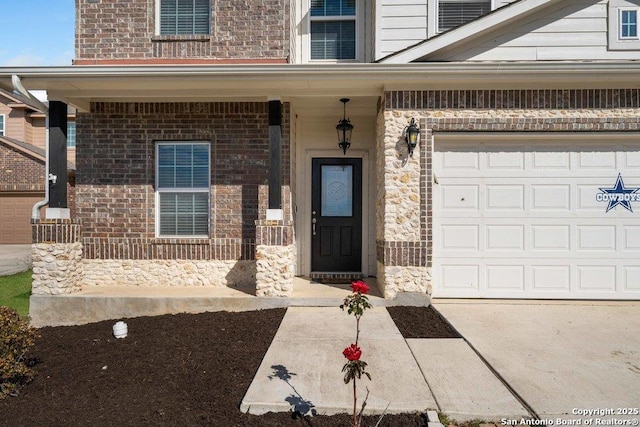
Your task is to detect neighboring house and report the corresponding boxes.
[0,90,76,244]
[1,0,639,316]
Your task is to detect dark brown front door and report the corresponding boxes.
[311,158,362,272]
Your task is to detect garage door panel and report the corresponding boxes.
[577,149,617,169]
[532,147,571,169]
[486,225,524,251]
[531,225,570,250]
[434,136,640,299]
[531,184,571,210]
[486,146,525,170]
[623,226,640,250]
[577,184,603,210]
[441,265,479,291]
[440,146,480,170]
[623,267,640,290]
[440,185,479,210]
[0,194,43,244]
[486,265,524,290]
[576,225,616,251]
[486,185,524,210]
[577,265,616,291]
[441,225,479,250]
[623,147,640,167]
[532,265,571,291]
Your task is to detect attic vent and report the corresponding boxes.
[438,0,491,33]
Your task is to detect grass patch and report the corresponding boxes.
[0,271,32,317]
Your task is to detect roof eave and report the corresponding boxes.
[1,62,639,111]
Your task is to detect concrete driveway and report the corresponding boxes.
[435,301,640,423]
[0,244,32,276]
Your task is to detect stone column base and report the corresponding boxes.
[377,262,432,299]
[255,220,295,297]
[255,244,295,297]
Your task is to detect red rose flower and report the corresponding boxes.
[350,280,369,294]
[342,344,362,361]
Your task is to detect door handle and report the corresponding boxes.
[312,211,317,236]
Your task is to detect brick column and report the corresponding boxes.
[255,220,295,297]
[31,219,83,295]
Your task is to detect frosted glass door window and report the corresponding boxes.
[321,165,353,216]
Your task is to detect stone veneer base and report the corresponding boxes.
[255,244,295,297]
[32,243,84,295]
[82,259,256,287]
[377,262,431,299]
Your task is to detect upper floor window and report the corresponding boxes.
[0,115,4,136]
[438,0,491,33]
[310,0,356,60]
[608,1,640,50]
[159,0,210,35]
[156,142,210,237]
[620,9,638,39]
[67,122,76,148]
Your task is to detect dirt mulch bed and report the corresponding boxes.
[387,306,461,339]
[0,306,459,426]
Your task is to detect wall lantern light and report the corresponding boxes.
[336,98,354,155]
[403,117,420,157]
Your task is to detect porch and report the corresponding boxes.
[28,277,429,327]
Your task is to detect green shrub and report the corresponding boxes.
[0,306,39,399]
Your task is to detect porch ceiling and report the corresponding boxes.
[1,62,640,112]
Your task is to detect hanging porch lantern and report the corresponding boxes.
[336,98,353,155]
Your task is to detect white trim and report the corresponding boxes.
[155,141,211,238]
[154,0,160,36]
[299,149,370,277]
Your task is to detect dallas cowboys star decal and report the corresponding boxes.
[597,173,640,212]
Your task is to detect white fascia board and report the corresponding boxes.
[379,0,556,64]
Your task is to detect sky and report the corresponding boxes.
[0,0,75,66]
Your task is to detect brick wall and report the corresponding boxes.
[76,101,290,260]
[0,144,45,192]
[75,0,290,63]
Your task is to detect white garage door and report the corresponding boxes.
[433,135,640,300]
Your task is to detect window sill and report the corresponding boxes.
[152,237,211,244]
[152,35,211,42]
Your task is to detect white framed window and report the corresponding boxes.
[0,115,4,136]
[67,122,76,147]
[437,0,491,33]
[156,142,210,237]
[620,8,638,39]
[158,0,210,35]
[309,0,358,61]
[608,1,640,50]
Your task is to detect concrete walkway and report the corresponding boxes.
[241,306,529,420]
[436,301,640,422]
[0,244,32,276]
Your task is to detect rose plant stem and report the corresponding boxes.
[353,379,357,427]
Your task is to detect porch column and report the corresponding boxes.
[255,99,295,297]
[375,94,431,298]
[47,100,69,219]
